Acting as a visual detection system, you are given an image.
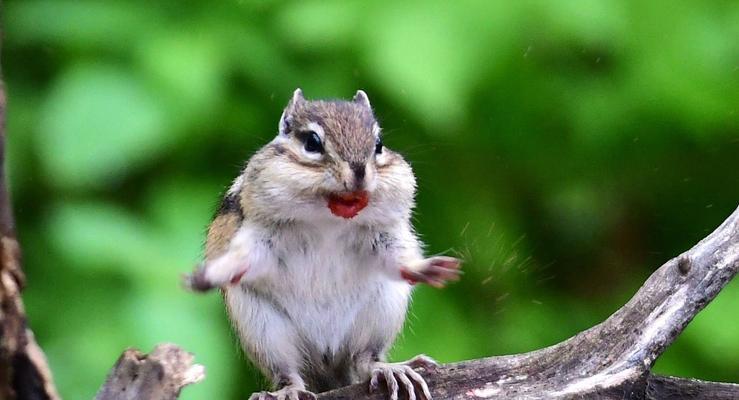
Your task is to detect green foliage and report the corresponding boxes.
[3,0,738,398]
[39,65,171,188]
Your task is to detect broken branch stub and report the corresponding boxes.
[95,344,205,400]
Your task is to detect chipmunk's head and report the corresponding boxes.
[263,89,415,223]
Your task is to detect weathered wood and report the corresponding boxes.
[0,37,61,400]
[315,205,739,399]
[646,375,739,400]
[95,344,204,400]
[315,372,739,400]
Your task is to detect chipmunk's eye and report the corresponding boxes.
[303,131,324,154]
[375,137,383,154]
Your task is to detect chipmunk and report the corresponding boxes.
[185,89,462,400]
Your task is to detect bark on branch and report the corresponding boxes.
[0,60,61,400]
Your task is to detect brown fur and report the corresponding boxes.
[205,213,242,260]
[286,100,377,166]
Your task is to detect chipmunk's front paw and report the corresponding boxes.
[369,362,432,400]
[400,256,462,288]
[248,388,316,400]
[182,263,214,292]
[182,260,247,293]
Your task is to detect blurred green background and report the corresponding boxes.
[2,1,738,399]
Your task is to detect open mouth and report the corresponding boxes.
[327,191,369,219]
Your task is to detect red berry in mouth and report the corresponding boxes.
[327,191,369,219]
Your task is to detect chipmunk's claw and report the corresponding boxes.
[369,362,432,400]
[404,354,438,371]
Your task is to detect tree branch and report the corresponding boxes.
[316,205,739,399]
[95,344,204,400]
[0,40,61,400]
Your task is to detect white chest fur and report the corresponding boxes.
[225,220,412,358]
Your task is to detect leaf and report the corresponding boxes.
[46,201,161,274]
[38,65,170,188]
[276,0,363,51]
[5,0,155,50]
[144,178,221,265]
[135,32,226,129]
[360,0,520,132]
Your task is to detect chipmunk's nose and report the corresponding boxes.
[351,163,366,182]
[349,162,367,190]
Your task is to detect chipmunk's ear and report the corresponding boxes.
[353,90,371,109]
[289,88,305,106]
[279,88,305,135]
